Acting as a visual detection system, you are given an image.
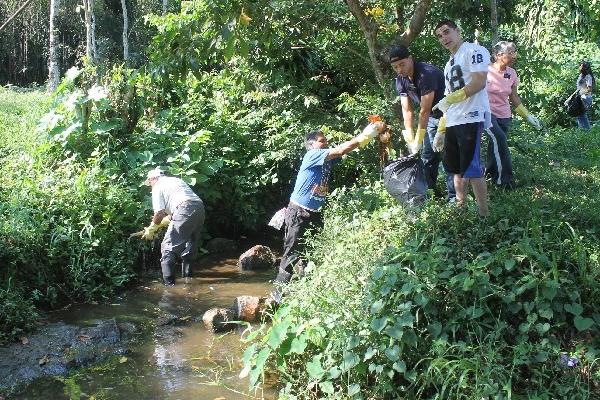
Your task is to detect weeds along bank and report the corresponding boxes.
[243,126,600,398]
[0,87,141,344]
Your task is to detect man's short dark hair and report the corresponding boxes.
[305,130,323,150]
[434,19,458,32]
[388,45,411,63]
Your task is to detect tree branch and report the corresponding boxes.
[0,0,36,32]
[394,0,432,44]
[345,0,385,86]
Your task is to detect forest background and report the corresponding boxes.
[1,0,599,398]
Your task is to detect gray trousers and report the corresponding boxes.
[160,200,205,279]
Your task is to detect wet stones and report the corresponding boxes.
[233,295,261,322]
[156,313,180,326]
[203,296,275,333]
[238,245,276,271]
[202,308,235,333]
[233,296,273,322]
[0,319,133,395]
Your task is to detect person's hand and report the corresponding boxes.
[357,122,386,147]
[141,223,160,240]
[432,88,468,113]
[402,128,414,145]
[515,104,541,130]
[158,215,171,229]
[432,97,449,113]
[409,128,426,154]
[432,116,446,153]
[446,88,467,104]
[432,133,445,153]
[526,114,542,130]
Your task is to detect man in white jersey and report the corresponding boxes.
[143,167,205,285]
[432,19,489,217]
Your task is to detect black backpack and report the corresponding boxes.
[565,91,585,117]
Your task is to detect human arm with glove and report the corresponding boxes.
[433,71,488,113]
[141,211,171,240]
[400,95,415,148]
[325,121,386,160]
[509,83,542,130]
[432,115,446,153]
[409,91,436,154]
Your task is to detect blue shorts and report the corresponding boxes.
[443,122,484,178]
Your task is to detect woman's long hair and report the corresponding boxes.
[579,62,595,87]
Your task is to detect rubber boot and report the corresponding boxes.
[163,276,175,286]
[182,262,192,278]
[161,258,176,285]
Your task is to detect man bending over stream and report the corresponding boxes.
[142,168,205,285]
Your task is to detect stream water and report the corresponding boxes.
[12,252,277,400]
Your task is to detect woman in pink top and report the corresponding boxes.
[486,41,541,189]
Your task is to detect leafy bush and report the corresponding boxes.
[0,88,144,342]
[0,279,38,345]
[0,156,141,303]
[243,126,600,398]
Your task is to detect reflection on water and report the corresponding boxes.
[14,253,278,400]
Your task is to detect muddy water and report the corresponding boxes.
[14,254,277,400]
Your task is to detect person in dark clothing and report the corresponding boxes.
[389,44,455,200]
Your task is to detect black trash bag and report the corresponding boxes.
[383,154,428,206]
[565,91,585,117]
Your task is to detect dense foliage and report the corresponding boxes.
[243,125,600,398]
[0,87,141,343]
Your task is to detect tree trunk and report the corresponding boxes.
[83,0,96,61]
[345,0,431,120]
[91,0,97,60]
[84,0,92,60]
[162,0,168,15]
[490,0,498,45]
[121,0,129,61]
[48,0,61,91]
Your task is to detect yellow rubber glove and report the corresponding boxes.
[432,116,446,152]
[158,215,171,229]
[446,88,467,104]
[409,128,426,154]
[357,122,384,148]
[402,128,414,145]
[141,223,160,240]
[515,104,542,130]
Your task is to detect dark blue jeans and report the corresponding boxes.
[422,117,456,200]
[485,115,514,186]
[577,112,591,130]
[577,95,592,130]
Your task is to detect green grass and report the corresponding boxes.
[0,87,51,152]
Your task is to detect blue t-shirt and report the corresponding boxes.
[395,61,445,118]
[289,149,339,211]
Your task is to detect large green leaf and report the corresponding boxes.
[574,316,595,331]
[289,333,307,354]
[564,303,583,316]
[306,355,325,379]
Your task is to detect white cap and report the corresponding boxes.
[144,167,164,185]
